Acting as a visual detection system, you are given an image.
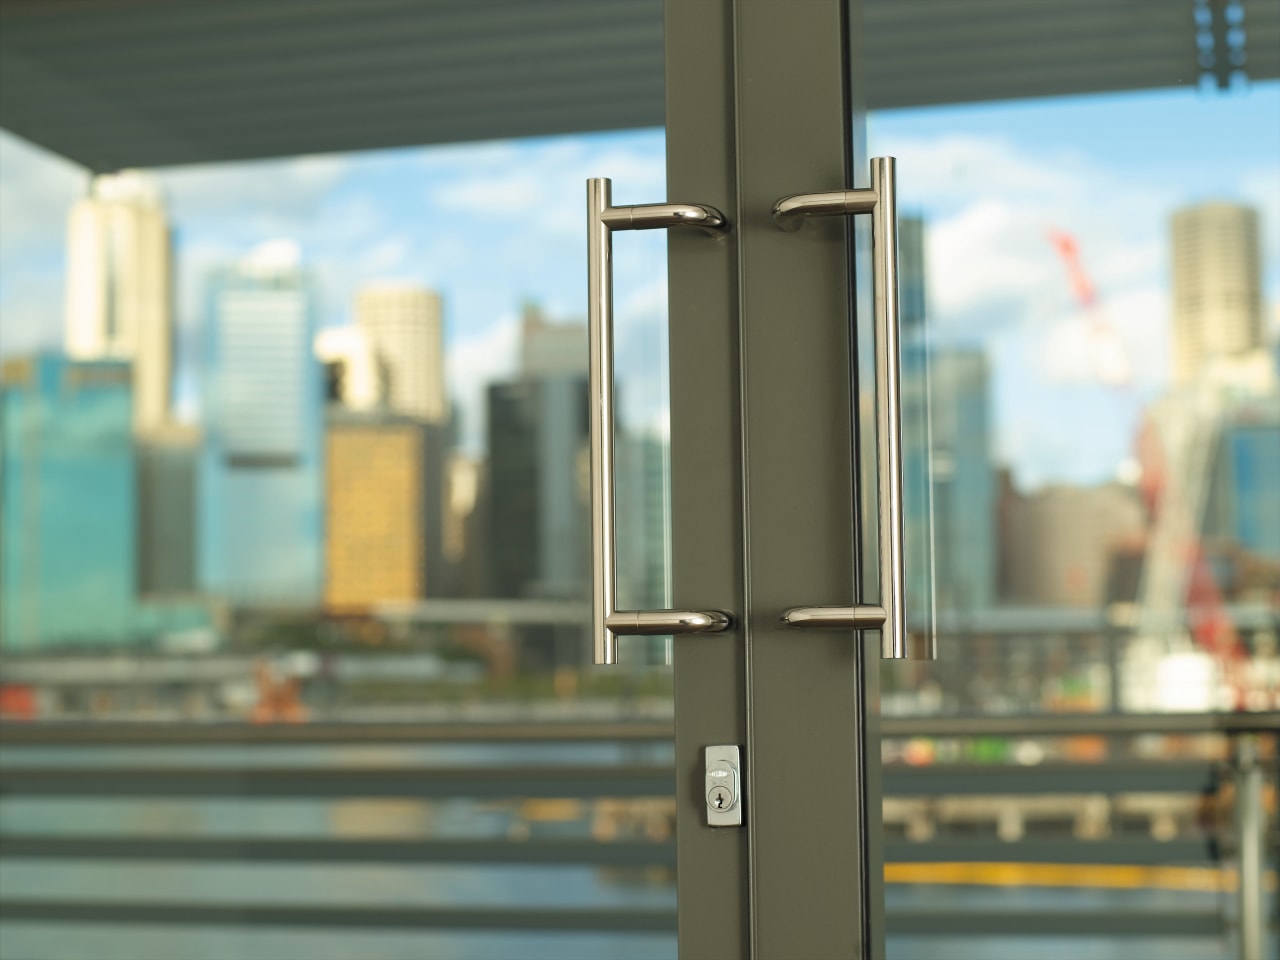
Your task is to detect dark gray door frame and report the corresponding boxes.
[667,1,883,956]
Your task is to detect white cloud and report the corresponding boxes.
[154,153,348,229]
[434,170,547,215]
[0,283,63,356]
[0,132,88,356]
[357,235,413,277]
[874,132,1084,206]
[429,136,664,234]
[619,275,668,318]
[0,131,87,255]
[879,129,1198,488]
[1240,163,1280,301]
[926,197,1065,324]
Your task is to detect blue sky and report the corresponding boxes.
[1,81,1276,484]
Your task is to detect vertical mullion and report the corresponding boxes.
[666,1,749,957]
[733,0,876,958]
[845,3,887,955]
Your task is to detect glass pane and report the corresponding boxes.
[1,57,675,960]
[852,2,1279,957]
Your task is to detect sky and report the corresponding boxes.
[1,81,1276,487]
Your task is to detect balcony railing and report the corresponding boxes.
[1,713,1275,949]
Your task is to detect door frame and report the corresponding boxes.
[665,1,884,956]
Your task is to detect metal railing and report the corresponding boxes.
[1,713,1275,951]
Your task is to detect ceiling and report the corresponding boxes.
[1,0,1276,172]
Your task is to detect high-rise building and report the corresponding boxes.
[315,326,383,411]
[443,452,482,591]
[356,283,446,423]
[898,215,926,338]
[1,356,137,647]
[482,308,589,671]
[324,413,446,612]
[519,301,587,378]
[484,308,589,596]
[64,171,173,433]
[198,241,323,607]
[1204,398,1280,562]
[485,377,589,598]
[929,349,996,611]
[1,356,207,648]
[1001,482,1145,607]
[895,214,995,613]
[137,423,200,597]
[1171,202,1264,385]
[615,429,669,612]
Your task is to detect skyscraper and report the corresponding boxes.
[64,171,173,433]
[479,307,590,670]
[896,214,996,612]
[929,349,996,611]
[356,283,446,423]
[1204,398,1280,562]
[1,355,211,649]
[485,377,589,599]
[137,423,200,597]
[324,413,445,612]
[198,240,323,607]
[1,356,137,648]
[315,326,383,411]
[1171,202,1264,385]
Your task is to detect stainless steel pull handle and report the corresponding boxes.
[773,157,933,660]
[588,178,732,665]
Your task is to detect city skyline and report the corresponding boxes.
[4,82,1276,489]
[1,83,1278,652]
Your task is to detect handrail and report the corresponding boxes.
[0,720,677,746]
[2,712,1276,746]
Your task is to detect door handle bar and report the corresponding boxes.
[588,178,732,665]
[773,157,933,660]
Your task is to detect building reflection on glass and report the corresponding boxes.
[885,192,1278,717]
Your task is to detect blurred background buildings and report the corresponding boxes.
[0,167,1276,714]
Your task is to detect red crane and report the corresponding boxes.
[1047,229,1246,707]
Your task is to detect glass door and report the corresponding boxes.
[846,2,1280,959]
[0,5,684,959]
[664,2,1277,957]
[3,2,1275,959]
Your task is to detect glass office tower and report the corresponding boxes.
[198,241,323,608]
[0,356,137,647]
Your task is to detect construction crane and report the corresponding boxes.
[1046,229,1243,709]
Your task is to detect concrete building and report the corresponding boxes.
[314,325,383,411]
[443,453,482,590]
[356,283,446,423]
[1171,202,1264,385]
[1001,482,1146,607]
[64,171,173,433]
[324,414,445,612]
[137,423,200,597]
[198,241,323,608]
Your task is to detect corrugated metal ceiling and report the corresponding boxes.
[1,0,1276,171]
